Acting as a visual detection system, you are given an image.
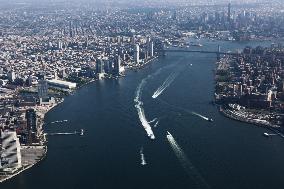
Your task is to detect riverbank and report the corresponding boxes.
[126,56,158,71]
[219,107,284,138]
[0,55,159,184]
[0,98,62,183]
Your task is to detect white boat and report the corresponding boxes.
[80,129,84,136]
[167,131,172,137]
[263,133,270,137]
[149,133,155,140]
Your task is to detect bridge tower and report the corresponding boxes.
[217,45,221,61]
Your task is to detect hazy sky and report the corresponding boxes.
[0,0,274,9]
[0,0,272,3]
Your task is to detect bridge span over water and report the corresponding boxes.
[157,45,284,60]
[156,45,238,60]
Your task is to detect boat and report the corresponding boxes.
[263,133,270,137]
[80,129,84,136]
[208,118,214,122]
[140,147,147,165]
[263,133,277,137]
[149,133,155,140]
[166,131,172,137]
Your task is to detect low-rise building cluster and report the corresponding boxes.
[216,44,284,128]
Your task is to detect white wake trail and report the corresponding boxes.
[153,120,159,128]
[134,69,162,140]
[134,80,155,139]
[50,120,68,124]
[148,118,158,124]
[140,147,147,166]
[191,112,211,121]
[166,132,210,189]
[134,63,177,139]
[152,72,179,99]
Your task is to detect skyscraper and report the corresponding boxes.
[96,58,104,74]
[7,71,16,82]
[69,21,73,37]
[26,109,37,133]
[134,44,139,64]
[114,55,121,75]
[149,41,154,57]
[38,79,48,98]
[1,130,22,169]
[58,41,63,50]
[228,3,231,23]
[146,37,154,58]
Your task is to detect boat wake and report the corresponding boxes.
[191,112,213,122]
[148,118,158,124]
[152,71,179,99]
[166,131,210,189]
[153,120,159,128]
[140,147,147,166]
[50,120,68,124]
[134,77,155,139]
[134,63,178,139]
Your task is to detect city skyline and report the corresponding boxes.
[0,1,284,188]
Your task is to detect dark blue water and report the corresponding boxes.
[2,40,284,189]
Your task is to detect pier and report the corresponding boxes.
[46,129,84,136]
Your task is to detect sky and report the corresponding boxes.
[0,0,275,9]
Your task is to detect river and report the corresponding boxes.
[2,39,284,189]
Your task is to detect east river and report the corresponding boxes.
[2,39,284,189]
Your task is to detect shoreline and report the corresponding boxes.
[0,146,47,184]
[0,56,159,184]
[0,99,62,183]
[219,106,284,138]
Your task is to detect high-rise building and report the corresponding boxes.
[69,21,73,37]
[38,80,48,98]
[0,130,22,169]
[149,41,154,57]
[146,37,154,58]
[103,59,111,74]
[27,75,33,86]
[134,44,140,64]
[26,109,37,133]
[96,58,104,74]
[7,71,16,82]
[228,3,231,23]
[114,55,121,75]
[58,41,63,50]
